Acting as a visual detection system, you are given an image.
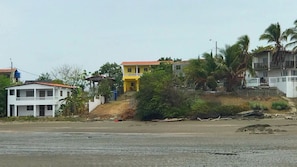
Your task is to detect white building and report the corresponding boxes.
[246,50,297,97]
[6,82,75,117]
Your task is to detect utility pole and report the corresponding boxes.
[215,41,217,57]
[209,39,218,56]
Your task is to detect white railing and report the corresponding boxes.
[123,73,143,77]
[246,76,297,97]
[16,97,58,101]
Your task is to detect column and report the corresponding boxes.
[52,105,55,117]
[14,105,17,116]
[33,105,37,117]
[34,88,37,100]
[123,81,127,92]
[136,79,139,91]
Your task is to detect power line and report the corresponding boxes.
[17,68,39,77]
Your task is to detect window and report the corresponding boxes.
[26,90,34,97]
[47,105,52,110]
[175,65,181,70]
[144,68,148,72]
[128,68,132,72]
[39,91,45,97]
[47,90,53,96]
[27,106,33,111]
[137,68,140,73]
[131,82,134,86]
[67,91,70,97]
[292,70,297,76]
[9,90,15,95]
[60,91,63,96]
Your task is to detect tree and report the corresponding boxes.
[37,72,52,81]
[59,88,88,116]
[96,62,123,92]
[183,58,208,90]
[286,19,297,53]
[259,22,288,64]
[97,79,112,103]
[135,69,190,121]
[51,64,88,89]
[0,75,11,116]
[217,44,243,92]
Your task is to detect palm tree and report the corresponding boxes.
[286,20,297,53]
[259,22,288,65]
[217,44,244,92]
[183,58,208,90]
[236,35,254,87]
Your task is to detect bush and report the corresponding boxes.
[249,101,268,110]
[271,101,289,110]
[189,98,249,119]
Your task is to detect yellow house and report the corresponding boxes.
[121,61,160,92]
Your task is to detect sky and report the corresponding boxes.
[0,0,296,81]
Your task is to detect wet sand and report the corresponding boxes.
[0,119,297,167]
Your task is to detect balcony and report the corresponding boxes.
[284,61,294,68]
[16,96,58,101]
[254,63,268,70]
[270,62,282,69]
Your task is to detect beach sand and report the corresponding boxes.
[0,119,296,167]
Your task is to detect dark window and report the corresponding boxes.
[39,91,45,97]
[47,90,53,96]
[47,105,52,110]
[67,92,70,97]
[176,65,181,70]
[144,68,148,72]
[128,68,132,72]
[131,82,134,86]
[26,90,34,97]
[60,91,63,96]
[9,90,15,95]
[27,106,33,111]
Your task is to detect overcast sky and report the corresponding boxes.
[0,0,296,80]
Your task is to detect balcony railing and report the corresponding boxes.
[16,97,58,101]
[254,63,268,70]
[270,62,282,69]
[123,73,143,77]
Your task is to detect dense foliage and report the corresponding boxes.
[135,69,192,121]
[0,75,11,117]
[59,88,88,116]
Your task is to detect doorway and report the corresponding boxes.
[39,105,45,116]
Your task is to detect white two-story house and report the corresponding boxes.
[246,50,297,97]
[6,82,75,117]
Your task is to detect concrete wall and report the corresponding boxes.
[88,95,105,112]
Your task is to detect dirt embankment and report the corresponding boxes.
[89,93,136,120]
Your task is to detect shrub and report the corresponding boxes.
[189,98,249,119]
[249,101,268,110]
[271,101,289,110]
[212,105,249,117]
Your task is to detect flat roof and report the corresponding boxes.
[121,61,160,66]
[0,68,17,73]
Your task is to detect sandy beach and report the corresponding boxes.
[0,119,297,167]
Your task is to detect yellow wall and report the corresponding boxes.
[122,65,153,92]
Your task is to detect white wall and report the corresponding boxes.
[89,95,105,112]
